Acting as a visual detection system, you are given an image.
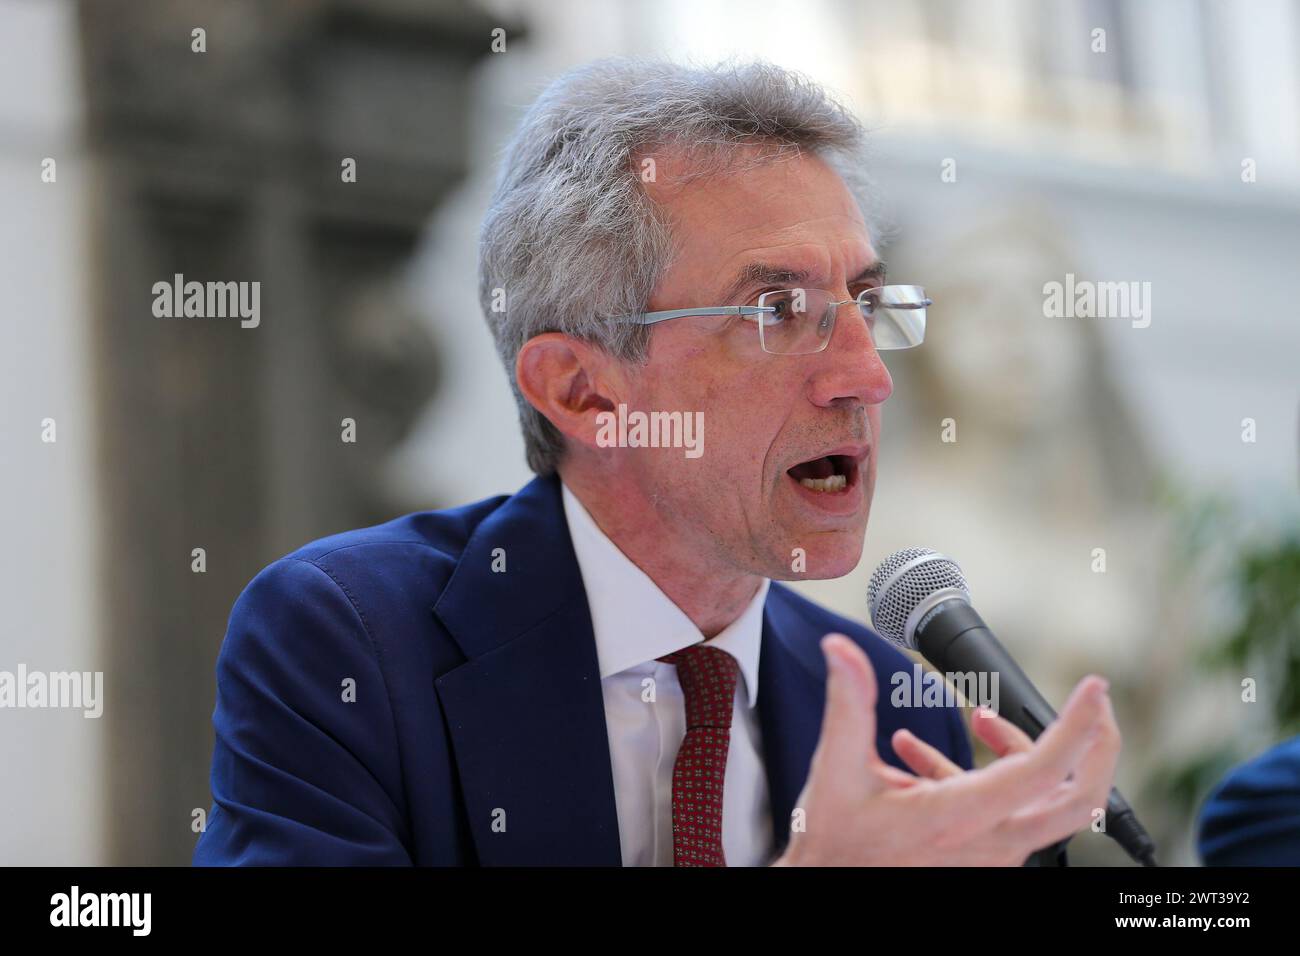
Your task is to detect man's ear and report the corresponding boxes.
[516,333,622,451]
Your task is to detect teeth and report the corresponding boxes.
[798,474,847,492]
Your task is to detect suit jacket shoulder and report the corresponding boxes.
[193,493,510,865]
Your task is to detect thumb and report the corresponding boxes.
[809,633,883,786]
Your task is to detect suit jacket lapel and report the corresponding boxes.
[757,585,826,859]
[432,475,622,865]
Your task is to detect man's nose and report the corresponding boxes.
[806,300,894,407]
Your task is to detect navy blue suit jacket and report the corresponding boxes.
[1198,736,1300,866]
[194,474,973,865]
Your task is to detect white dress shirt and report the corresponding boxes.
[560,482,777,867]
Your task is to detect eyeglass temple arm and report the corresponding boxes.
[616,306,770,326]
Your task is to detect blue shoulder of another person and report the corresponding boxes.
[1199,736,1300,866]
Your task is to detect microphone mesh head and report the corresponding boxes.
[867,547,970,647]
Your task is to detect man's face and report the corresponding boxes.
[622,146,893,580]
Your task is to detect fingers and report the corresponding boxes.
[894,700,1079,784]
[1000,738,1113,850]
[897,704,1034,781]
[892,728,964,780]
[970,707,1035,757]
[1018,675,1110,782]
[1078,690,1121,798]
[987,678,1119,849]
[877,761,927,788]
[808,634,884,788]
[996,785,1089,852]
[895,706,1035,786]
[954,676,1111,819]
[1050,686,1121,814]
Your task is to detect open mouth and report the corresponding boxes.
[786,454,859,494]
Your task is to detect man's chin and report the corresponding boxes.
[765,525,867,582]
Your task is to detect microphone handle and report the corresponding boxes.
[912,600,1158,866]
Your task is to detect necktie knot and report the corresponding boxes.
[657,644,739,731]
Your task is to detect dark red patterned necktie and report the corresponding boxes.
[656,644,740,867]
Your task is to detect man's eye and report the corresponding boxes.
[855,287,882,313]
[763,297,795,326]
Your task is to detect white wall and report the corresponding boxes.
[0,0,104,865]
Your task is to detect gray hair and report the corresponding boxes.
[477,58,880,476]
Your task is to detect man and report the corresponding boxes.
[194,59,1119,866]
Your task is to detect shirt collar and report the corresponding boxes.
[560,481,768,708]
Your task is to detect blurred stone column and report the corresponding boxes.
[75,0,502,864]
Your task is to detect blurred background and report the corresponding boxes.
[2,0,1297,866]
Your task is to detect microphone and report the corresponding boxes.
[867,547,1159,867]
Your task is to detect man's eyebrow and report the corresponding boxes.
[718,263,810,304]
[849,261,888,286]
[719,259,888,302]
